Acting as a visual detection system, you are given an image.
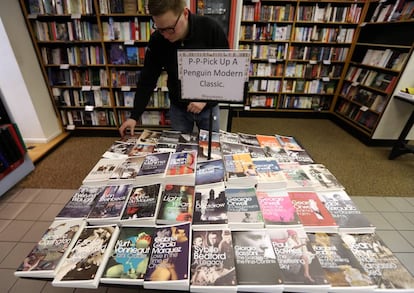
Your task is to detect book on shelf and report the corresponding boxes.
[252,158,287,190]
[289,191,338,233]
[340,232,414,291]
[156,184,195,225]
[87,183,132,224]
[231,229,284,293]
[14,219,86,279]
[267,226,331,293]
[256,189,302,227]
[82,158,125,185]
[52,224,120,289]
[165,150,197,185]
[119,183,163,225]
[100,225,155,285]
[190,228,237,292]
[135,152,170,183]
[301,164,345,192]
[193,183,228,228]
[307,232,376,293]
[195,158,225,186]
[108,156,145,182]
[143,222,191,291]
[317,190,375,234]
[109,43,125,64]
[225,187,264,230]
[55,185,105,219]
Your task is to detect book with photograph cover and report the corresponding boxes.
[267,227,330,293]
[128,143,155,157]
[137,129,162,144]
[307,232,376,292]
[52,224,120,289]
[193,183,228,228]
[195,158,225,186]
[55,185,105,219]
[256,134,282,148]
[82,158,124,185]
[237,132,260,146]
[15,219,86,278]
[301,164,345,192]
[256,189,302,227]
[143,222,191,291]
[102,141,134,159]
[262,145,294,164]
[317,190,375,234]
[246,145,267,158]
[232,229,284,293]
[276,134,303,151]
[87,184,132,224]
[288,191,338,233]
[119,183,162,225]
[341,232,414,291]
[282,166,319,191]
[165,150,197,186]
[190,228,237,292]
[108,156,145,182]
[175,142,199,153]
[219,130,240,144]
[285,149,315,165]
[223,153,257,188]
[220,141,249,155]
[158,130,182,144]
[136,152,170,183]
[100,225,155,285]
[252,158,287,190]
[154,142,178,153]
[156,184,195,224]
[225,187,264,229]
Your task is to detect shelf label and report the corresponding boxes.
[85,105,94,111]
[322,77,330,82]
[91,86,100,90]
[323,60,331,65]
[121,86,131,91]
[60,64,70,69]
[360,105,368,112]
[309,60,317,65]
[244,105,250,111]
[71,13,81,19]
[124,40,134,45]
[28,14,38,19]
[268,58,277,63]
[66,124,75,130]
[81,86,92,91]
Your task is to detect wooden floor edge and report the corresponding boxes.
[27,132,71,164]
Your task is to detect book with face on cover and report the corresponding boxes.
[143,222,191,291]
[15,219,86,278]
[100,225,155,285]
[52,224,120,289]
[301,164,345,192]
[165,150,197,186]
[102,141,134,159]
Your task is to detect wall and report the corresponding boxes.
[0,0,61,143]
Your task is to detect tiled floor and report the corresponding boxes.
[0,188,413,293]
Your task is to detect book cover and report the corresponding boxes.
[52,224,120,289]
[225,187,264,229]
[136,152,170,182]
[108,156,145,181]
[158,130,182,143]
[175,142,199,153]
[220,141,249,155]
[82,158,124,185]
[87,184,132,224]
[156,184,195,224]
[301,164,345,192]
[143,222,191,291]
[232,230,284,293]
[252,158,287,190]
[267,227,330,293]
[195,158,225,186]
[165,150,197,185]
[256,134,282,148]
[282,166,319,191]
[219,130,240,144]
[246,145,267,158]
[318,190,375,233]
[276,134,303,151]
[262,145,294,164]
[15,219,86,278]
[127,143,155,157]
[55,185,104,219]
[285,149,315,165]
[307,232,376,292]
[119,183,162,225]
[154,142,177,153]
[190,228,237,292]
[341,232,414,291]
[193,183,228,227]
[223,153,257,188]
[256,189,302,227]
[237,132,260,146]
[198,141,222,161]
[100,225,155,285]
[137,129,162,144]
[288,191,338,233]
[102,141,134,159]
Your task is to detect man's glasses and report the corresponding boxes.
[152,11,182,34]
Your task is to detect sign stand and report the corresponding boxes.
[177,49,251,160]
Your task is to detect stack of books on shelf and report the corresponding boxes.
[14,129,414,292]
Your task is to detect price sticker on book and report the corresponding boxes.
[323,60,331,65]
[268,58,277,63]
[322,77,330,82]
[309,60,317,65]
[28,14,38,19]
[91,86,100,90]
[244,105,250,111]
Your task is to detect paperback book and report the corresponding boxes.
[127,143,155,157]
[100,225,155,285]
[262,145,293,164]
[237,132,260,146]
[276,134,303,151]
[220,141,249,155]
[256,134,282,148]
[195,158,225,186]
[82,158,124,185]
[190,228,237,292]
[156,184,195,224]
[108,156,145,181]
[52,224,120,289]
[15,219,86,278]
[137,129,161,144]
[165,150,197,185]
[143,222,191,291]
[252,158,287,190]
[102,141,134,159]
[232,229,284,293]
[223,153,257,188]
[301,164,345,191]
[282,165,319,191]
[136,152,170,183]
[119,183,162,225]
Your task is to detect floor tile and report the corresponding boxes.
[394,253,414,276]
[20,221,51,242]
[404,197,414,206]
[0,220,34,241]
[74,286,108,292]
[363,212,394,230]
[381,212,414,230]
[33,189,63,204]
[15,203,50,221]
[0,242,16,263]
[9,277,47,293]
[349,196,376,212]
[402,212,414,225]
[0,269,19,292]
[53,189,77,205]
[41,282,75,293]
[386,197,414,212]
[376,230,414,253]
[1,187,23,203]
[0,242,34,269]
[38,204,66,221]
[0,219,12,233]
[366,197,398,212]
[0,202,29,220]
[400,230,414,248]
[7,188,42,203]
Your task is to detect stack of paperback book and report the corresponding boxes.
[14,129,414,292]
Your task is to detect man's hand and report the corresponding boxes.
[119,118,137,137]
[187,102,206,114]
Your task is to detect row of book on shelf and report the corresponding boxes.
[14,129,414,292]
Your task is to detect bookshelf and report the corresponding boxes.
[19,0,171,131]
[238,0,366,113]
[334,0,414,140]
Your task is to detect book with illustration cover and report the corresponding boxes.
[102,141,134,159]
[195,158,225,186]
[219,130,240,144]
[341,232,414,291]
[82,158,124,185]
[156,184,195,224]
[100,225,155,285]
[87,184,132,224]
[220,141,249,155]
[223,153,257,188]
[252,158,287,190]
[288,191,338,233]
[256,134,282,148]
[307,232,376,292]
[237,132,260,146]
[301,164,345,192]
[175,142,199,153]
[128,143,155,157]
[165,150,197,185]
[267,227,330,293]
[246,145,267,158]
[136,152,170,183]
[282,165,319,191]
[256,189,302,227]
[119,183,162,225]
[225,187,264,229]
[137,129,162,144]
[232,229,284,293]
[154,142,177,153]
[108,156,145,182]
[55,185,105,219]
[15,219,86,278]
[190,228,237,292]
[192,183,228,228]
[143,222,191,291]
[276,134,303,151]
[52,224,120,289]
[318,190,375,233]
